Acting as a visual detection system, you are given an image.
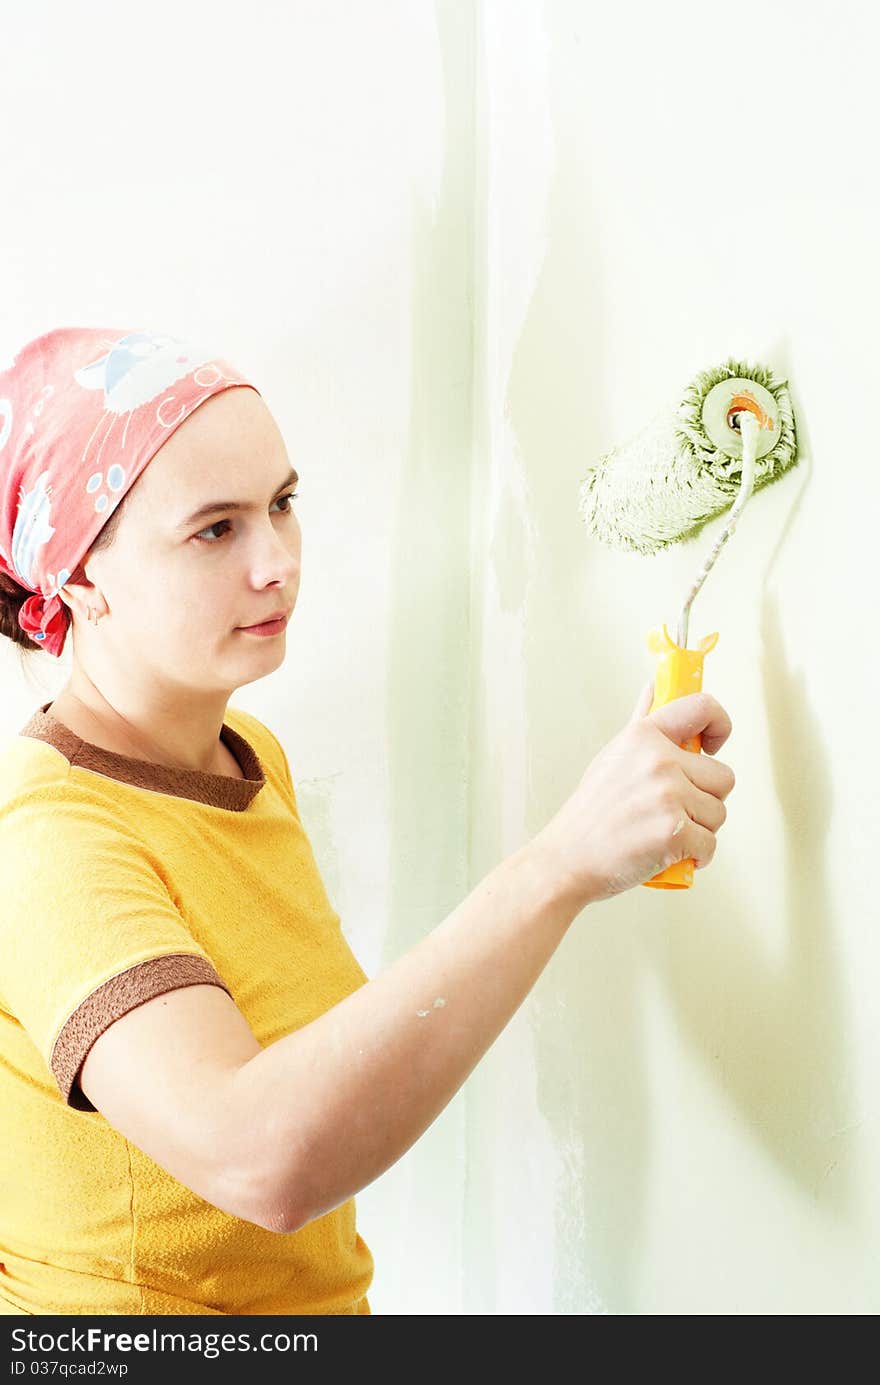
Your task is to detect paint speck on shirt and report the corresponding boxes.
[417,1009,430,1018]
[433,997,446,1008]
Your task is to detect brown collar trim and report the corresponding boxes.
[18,702,266,811]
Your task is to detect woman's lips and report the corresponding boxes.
[239,610,290,635]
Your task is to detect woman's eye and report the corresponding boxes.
[194,491,299,544]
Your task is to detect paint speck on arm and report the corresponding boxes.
[670,812,688,837]
[417,998,447,1018]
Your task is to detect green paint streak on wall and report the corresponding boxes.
[382,6,475,1302]
[384,2,473,968]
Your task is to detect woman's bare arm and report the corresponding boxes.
[229,839,579,1232]
[80,689,734,1233]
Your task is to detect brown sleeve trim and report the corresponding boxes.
[50,954,232,1112]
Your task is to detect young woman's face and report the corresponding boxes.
[82,387,302,691]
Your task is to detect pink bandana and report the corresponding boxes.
[0,326,261,657]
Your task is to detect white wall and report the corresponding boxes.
[2,0,877,1315]
[0,0,474,1315]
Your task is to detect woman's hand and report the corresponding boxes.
[529,682,736,908]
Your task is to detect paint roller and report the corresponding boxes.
[578,358,799,889]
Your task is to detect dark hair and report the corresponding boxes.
[0,491,130,663]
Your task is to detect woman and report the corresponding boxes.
[0,326,735,1315]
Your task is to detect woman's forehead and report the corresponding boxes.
[137,390,284,507]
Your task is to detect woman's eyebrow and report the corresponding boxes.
[176,468,299,528]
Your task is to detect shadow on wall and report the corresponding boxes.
[641,390,856,1226]
[502,84,852,1315]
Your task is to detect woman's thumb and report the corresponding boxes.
[631,679,655,721]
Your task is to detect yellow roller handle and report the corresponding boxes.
[642,624,720,890]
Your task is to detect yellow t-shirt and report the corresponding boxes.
[0,701,373,1315]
